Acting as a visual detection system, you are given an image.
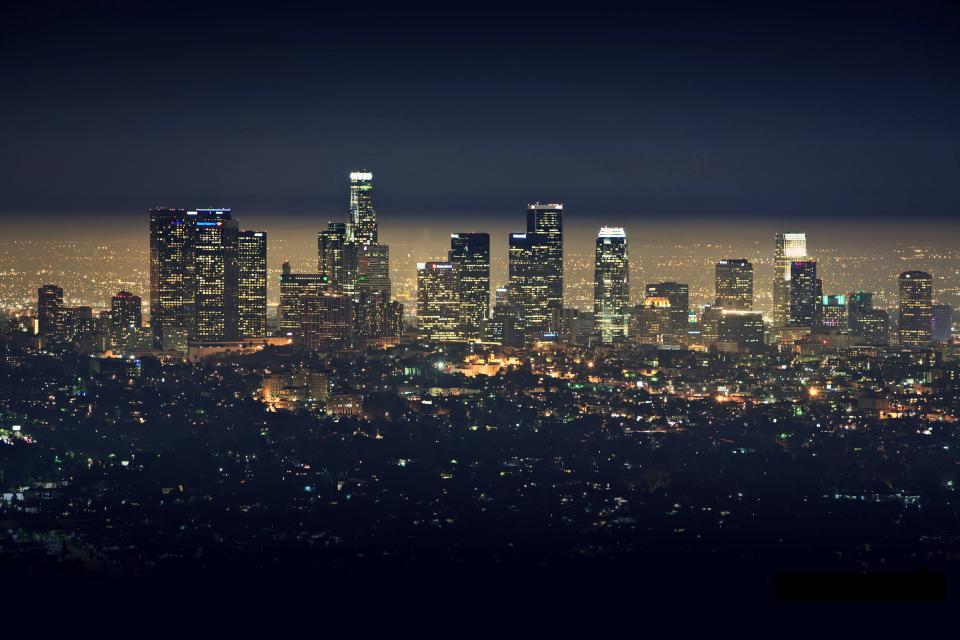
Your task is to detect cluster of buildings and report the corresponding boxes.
[20,172,955,362]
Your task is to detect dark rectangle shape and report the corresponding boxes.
[776,571,945,600]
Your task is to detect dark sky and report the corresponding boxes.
[2,0,959,222]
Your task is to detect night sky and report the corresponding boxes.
[2,0,960,223]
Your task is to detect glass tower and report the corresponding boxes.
[773,233,807,327]
[593,227,629,343]
[449,232,491,341]
[899,271,933,346]
[348,171,377,245]
[238,230,267,338]
[715,259,753,310]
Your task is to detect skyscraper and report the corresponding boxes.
[238,231,267,338]
[417,262,461,342]
[788,260,818,328]
[593,227,629,343]
[819,294,848,330]
[318,222,348,292]
[449,233,490,341]
[191,209,239,341]
[508,232,552,343]
[847,291,889,345]
[301,293,353,348]
[149,207,193,348]
[715,259,753,310]
[645,282,689,336]
[526,203,563,330]
[348,171,377,245]
[358,243,391,298]
[110,290,142,349]
[37,284,65,340]
[773,233,807,327]
[899,271,932,347]
[279,261,329,336]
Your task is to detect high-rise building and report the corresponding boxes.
[526,203,563,330]
[110,291,142,349]
[348,171,377,245]
[37,284,65,340]
[318,222,348,291]
[645,282,689,336]
[819,294,847,330]
[932,303,953,343]
[788,260,818,328]
[593,227,629,343]
[238,231,267,338]
[847,291,889,345]
[899,271,932,346]
[279,262,329,337]
[417,262,461,342]
[301,293,354,348]
[358,243,391,298]
[718,310,765,351]
[448,233,490,341]
[191,209,239,341]
[149,207,193,348]
[773,233,807,327]
[630,296,672,344]
[715,259,753,310]
[508,232,552,343]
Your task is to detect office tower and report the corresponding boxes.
[819,294,847,330]
[847,291,889,345]
[37,284,65,339]
[645,282,689,335]
[110,291,142,349]
[301,293,354,348]
[279,262,329,336]
[508,232,552,343]
[899,271,933,346]
[715,259,753,310]
[773,233,807,327]
[487,287,518,345]
[149,207,193,348]
[448,233,490,341]
[348,171,377,245]
[932,304,953,343]
[788,260,817,328]
[63,306,96,342]
[318,222,347,291]
[358,244,391,298]
[562,308,595,346]
[526,203,563,330]
[718,310,765,351]
[417,262,461,342]
[631,296,672,344]
[238,231,267,338]
[699,305,723,345]
[593,227,629,343]
[191,209,239,341]
[848,291,873,316]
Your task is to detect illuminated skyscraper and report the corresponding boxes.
[715,259,753,310]
[508,232,552,343]
[773,233,807,327]
[526,203,563,329]
[37,284,65,339]
[191,209,239,341]
[788,260,817,328]
[847,291,889,345]
[718,310,765,351]
[149,207,193,348]
[279,261,329,336]
[301,293,353,348]
[238,231,267,338]
[417,262,461,342]
[110,290,142,349]
[449,233,490,341]
[318,222,347,291]
[593,227,629,343]
[631,296,672,344]
[645,282,689,336]
[819,294,847,330]
[358,243,391,298]
[348,171,377,245]
[899,271,932,346]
